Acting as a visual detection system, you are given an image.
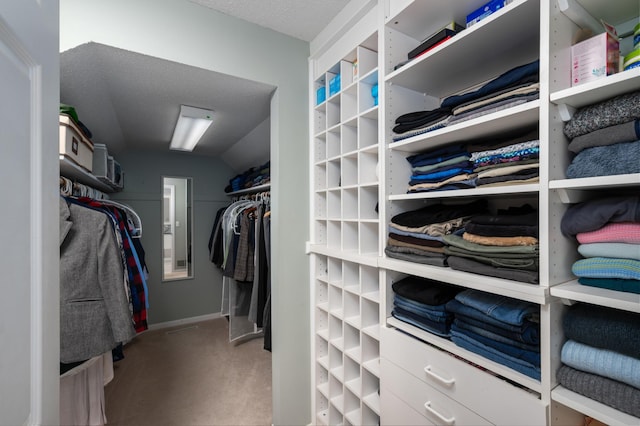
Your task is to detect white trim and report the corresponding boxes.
[147,312,223,331]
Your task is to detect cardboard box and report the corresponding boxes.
[466,0,512,28]
[571,26,619,86]
[59,114,94,172]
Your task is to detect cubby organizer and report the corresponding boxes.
[310,0,639,425]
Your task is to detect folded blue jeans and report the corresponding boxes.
[454,318,539,352]
[450,323,540,366]
[446,300,539,344]
[392,308,450,337]
[450,329,541,380]
[455,289,538,326]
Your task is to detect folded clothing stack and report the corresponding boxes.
[392,59,540,142]
[405,144,475,193]
[561,196,640,294]
[446,289,541,380]
[385,198,488,267]
[444,204,540,284]
[563,90,640,179]
[558,303,640,417]
[391,276,461,337]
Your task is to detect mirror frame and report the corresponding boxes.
[161,175,194,282]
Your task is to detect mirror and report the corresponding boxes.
[162,176,193,281]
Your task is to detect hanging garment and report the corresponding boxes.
[59,198,136,363]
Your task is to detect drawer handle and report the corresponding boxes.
[424,365,455,387]
[424,401,455,425]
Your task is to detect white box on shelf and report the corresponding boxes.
[92,143,110,179]
[59,115,94,173]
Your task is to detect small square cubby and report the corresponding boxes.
[341,155,358,188]
[341,84,358,123]
[326,127,341,159]
[360,265,379,302]
[359,222,379,255]
[342,261,359,293]
[314,190,327,218]
[342,187,358,220]
[358,116,378,150]
[316,334,329,369]
[343,293,360,329]
[359,185,378,220]
[328,285,343,318]
[341,123,358,154]
[343,387,362,425]
[362,369,380,415]
[316,306,329,336]
[358,150,378,185]
[343,323,361,364]
[327,220,341,250]
[361,333,380,377]
[316,392,329,425]
[342,221,359,252]
[327,189,341,219]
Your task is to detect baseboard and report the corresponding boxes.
[147,312,223,331]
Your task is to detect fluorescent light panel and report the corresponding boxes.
[170,105,214,151]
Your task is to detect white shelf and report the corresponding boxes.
[380,257,549,305]
[550,68,640,109]
[389,100,540,152]
[362,391,380,416]
[60,156,119,193]
[552,386,640,426]
[389,183,540,200]
[550,280,640,314]
[550,174,640,190]
[385,0,539,98]
[386,317,542,393]
[362,358,380,378]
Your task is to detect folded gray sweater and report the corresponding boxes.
[568,119,640,153]
[564,90,640,139]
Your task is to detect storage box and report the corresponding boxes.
[571,27,619,86]
[59,114,94,172]
[466,0,512,28]
[92,143,110,179]
[316,86,326,105]
[329,74,341,97]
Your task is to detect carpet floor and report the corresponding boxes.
[104,318,272,426]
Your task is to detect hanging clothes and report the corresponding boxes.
[59,197,136,364]
[209,194,271,345]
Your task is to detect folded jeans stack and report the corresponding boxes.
[391,276,461,337]
[445,289,541,380]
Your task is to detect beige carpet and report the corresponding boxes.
[104,318,272,426]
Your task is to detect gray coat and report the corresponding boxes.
[59,198,136,363]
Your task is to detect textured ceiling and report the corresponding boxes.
[60,42,275,157]
[189,0,350,41]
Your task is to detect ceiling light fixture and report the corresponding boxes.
[169,105,214,152]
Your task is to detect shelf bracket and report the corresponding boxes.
[556,103,576,122]
[555,188,590,204]
[557,0,601,34]
[559,297,578,306]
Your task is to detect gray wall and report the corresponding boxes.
[112,149,232,323]
[60,1,311,424]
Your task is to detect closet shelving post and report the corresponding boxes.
[309,5,381,424]
[545,0,640,424]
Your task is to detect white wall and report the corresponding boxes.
[222,117,270,173]
[60,0,311,424]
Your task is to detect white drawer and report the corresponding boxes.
[381,389,435,426]
[381,327,547,425]
[382,358,493,426]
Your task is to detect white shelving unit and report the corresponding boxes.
[309,0,640,424]
[310,7,381,423]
